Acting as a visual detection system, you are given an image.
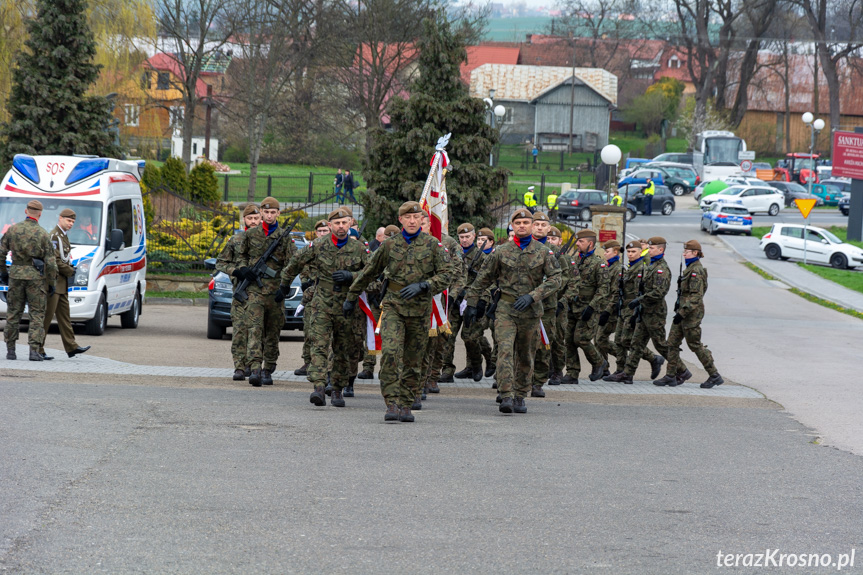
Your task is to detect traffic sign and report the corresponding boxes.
[796,198,817,218]
[740,160,753,172]
[738,151,756,160]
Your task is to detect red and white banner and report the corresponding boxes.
[357,292,382,354]
[419,134,452,336]
[539,319,550,350]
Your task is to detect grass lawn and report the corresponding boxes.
[798,263,863,294]
[751,226,772,238]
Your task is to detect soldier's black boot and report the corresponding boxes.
[588,360,607,382]
[7,346,16,360]
[421,386,427,400]
[244,367,251,378]
[232,369,245,381]
[499,396,513,414]
[650,355,666,380]
[261,369,274,385]
[310,386,326,406]
[605,371,633,384]
[427,382,440,394]
[491,381,498,389]
[294,363,309,376]
[484,364,496,378]
[603,370,623,382]
[675,369,693,386]
[412,394,422,410]
[513,397,527,414]
[29,349,42,362]
[356,369,373,379]
[560,374,579,385]
[548,371,561,385]
[653,374,677,386]
[454,366,472,379]
[530,385,545,398]
[496,392,502,403]
[343,376,355,397]
[399,406,415,423]
[325,374,333,396]
[249,369,262,387]
[472,363,483,382]
[438,371,454,383]
[331,388,346,407]
[700,373,724,389]
[385,403,400,422]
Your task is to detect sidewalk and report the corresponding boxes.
[722,234,863,314]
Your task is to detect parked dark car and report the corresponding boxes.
[619,166,694,196]
[556,188,637,222]
[204,257,304,339]
[766,181,824,208]
[651,152,694,165]
[618,183,676,215]
[839,194,851,216]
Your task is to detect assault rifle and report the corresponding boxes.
[233,214,301,303]
[673,251,684,313]
[484,288,502,320]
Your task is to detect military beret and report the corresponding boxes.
[638,238,649,245]
[576,229,597,239]
[27,200,43,212]
[260,197,280,210]
[314,219,329,230]
[625,240,641,250]
[532,211,549,221]
[398,201,423,217]
[242,204,259,218]
[457,223,475,234]
[328,206,353,221]
[683,239,702,251]
[648,236,667,246]
[548,227,561,238]
[59,208,76,219]
[478,227,495,239]
[603,240,621,250]
[511,208,533,223]
[384,224,401,237]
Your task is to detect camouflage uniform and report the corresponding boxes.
[40,225,79,355]
[564,249,609,378]
[299,270,316,367]
[237,224,297,371]
[623,255,671,375]
[425,233,463,387]
[282,235,368,392]
[1,218,57,352]
[608,257,655,372]
[347,232,453,408]
[458,245,494,374]
[215,231,251,370]
[467,238,561,400]
[531,241,570,389]
[665,259,718,376]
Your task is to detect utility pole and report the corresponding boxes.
[568,34,576,155]
[203,84,213,161]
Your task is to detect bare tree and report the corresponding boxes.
[554,0,638,70]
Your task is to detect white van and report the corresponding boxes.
[0,154,147,335]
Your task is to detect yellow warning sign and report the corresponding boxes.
[796,198,818,218]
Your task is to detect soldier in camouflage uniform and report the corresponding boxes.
[474,228,497,379]
[561,229,609,384]
[281,207,368,407]
[357,225,400,380]
[607,237,671,384]
[1,200,58,361]
[439,222,475,384]
[654,240,724,388]
[464,208,561,415]
[344,202,453,423]
[545,227,572,385]
[237,197,298,386]
[215,204,261,380]
[452,223,494,382]
[295,220,330,376]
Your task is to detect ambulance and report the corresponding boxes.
[0,154,147,335]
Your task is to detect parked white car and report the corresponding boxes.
[699,185,785,216]
[760,223,863,269]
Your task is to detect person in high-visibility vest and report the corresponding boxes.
[642,178,655,215]
[546,191,559,218]
[523,186,537,213]
[611,189,623,206]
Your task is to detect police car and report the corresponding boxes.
[700,202,753,235]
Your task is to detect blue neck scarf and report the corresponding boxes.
[607,255,620,265]
[483,247,493,254]
[332,234,348,249]
[651,253,665,263]
[580,248,595,259]
[515,235,532,250]
[631,256,644,266]
[463,244,474,255]
[402,229,421,244]
[534,235,547,244]
[685,256,700,267]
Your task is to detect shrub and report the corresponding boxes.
[189,162,220,204]
[162,156,189,196]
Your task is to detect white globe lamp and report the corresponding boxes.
[601,144,622,166]
[802,112,814,125]
[813,118,825,131]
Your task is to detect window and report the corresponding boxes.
[589,192,604,203]
[140,72,150,90]
[806,230,825,242]
[668,56,681,69]
[781,227,804,239]
[124,104,140,127]
[499,107,513,124]
[107,199,133,249]
[157,72,170,90]
[170,105,184,129]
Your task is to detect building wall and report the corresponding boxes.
[497,101,535,144]
[737,110,858,156]
[533,83,610,151]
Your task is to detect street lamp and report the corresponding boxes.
[601,144,622,203]
[485,89,506,166]
[801,113,826,264]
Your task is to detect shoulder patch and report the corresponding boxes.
[657,269,663,274]
[548,250,554,256]
[600,263,606,268]
[691,272,697,276]
[366,249,370,254]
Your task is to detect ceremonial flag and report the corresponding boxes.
[357,292,382,354]
[539,319,550,350]
[419,133,452,336]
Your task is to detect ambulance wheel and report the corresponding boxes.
[84,293,108,336]
[121,289,141,329]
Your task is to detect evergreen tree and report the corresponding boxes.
[0,0,119,165]
[362,10,507,232]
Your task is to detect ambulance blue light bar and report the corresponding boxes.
[65,158,110,186]
[12,155,40,184]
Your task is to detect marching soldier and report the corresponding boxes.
[215,204,261,380]
[343,201,453,423]
[561,229,608,384]
[606,237,671,384]
[593,240,622,377]
[444,222,480,383]
[464,208,561,415]
[236,197,298,386]
[38,209,91,360]
[476,227,498,379]
[1,200,57,361]
[281,207,368,407]
[356,225,400,380]
[295,219,330,376]
[654,240,724,388]
[546,227,572,385]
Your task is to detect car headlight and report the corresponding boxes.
[73,259,91,286]
[214,280,232,294]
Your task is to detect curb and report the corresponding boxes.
[144,297,208,306]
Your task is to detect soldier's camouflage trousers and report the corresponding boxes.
[532,308,556,387]
[246,291,283,370]
[624,311,669,376]
[308,298,357,390]
[379,309,430,408]
[609,312,655,372]
[551,308,567,375]
[231,298,251,370]
[4,278,47,351]
[301,307,312,365]
[495,302,540,399]
[463,314,492,371]
[566,306,603,376]
[665,308,717,377]
[441,303,462,374]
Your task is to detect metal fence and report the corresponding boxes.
[497,149,598,172]
[216,172,362,204]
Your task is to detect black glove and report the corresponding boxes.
[300,280,314,292]
[486,307,496,321]
[332,270,353,284]
[455,288,467,304]
[581,305,594,321]
[342,299,356,318]
[0,272,8,284]
[475,299,487,318]
[513,294,534,311]
[673,313,684,324]
[556,301,565,316]
[598,311,610,326]
[274,285,287,303]
[463,305,478,328]
[48,284,56,297]
[231,268,244,280]
[400,281,429,300]
[237,266,253,281]
[628,297,642,310]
